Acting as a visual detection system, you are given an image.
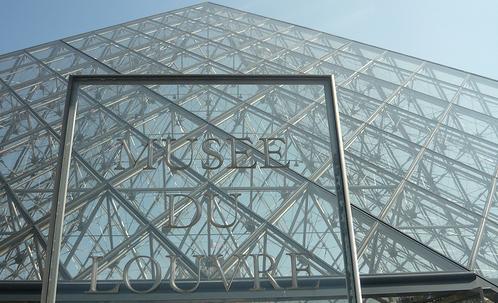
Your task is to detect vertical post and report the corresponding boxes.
[41,76,79,303]
[324,75,362,302]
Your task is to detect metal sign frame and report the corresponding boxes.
[41,74,362,303]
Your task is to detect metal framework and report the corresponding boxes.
[1,1,498,302]
[41,74,361,302]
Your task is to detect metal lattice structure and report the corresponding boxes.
[1,2,498,302]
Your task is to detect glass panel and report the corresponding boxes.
[347,125,420,178]
[343,74,398,102]
[385,184,479,265]
[457,86,498,119]
[429,125,498,176]
[469,75,498,97]
[54,81,350,300]
[353,208,462,274]
[376,52,422,72]
[363,61,412,85]
[342,42,383,60]
[391,87,449,120]
[409,74,458,101]
[419,63,467,87]
[444,105,498,144]
[409,150,491,214]
[346,154,399,217]
[371,104,436,145]
[327,51,368,72]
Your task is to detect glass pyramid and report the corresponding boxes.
[1,1,497,301]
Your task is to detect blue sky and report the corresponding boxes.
[1,0,497,80]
